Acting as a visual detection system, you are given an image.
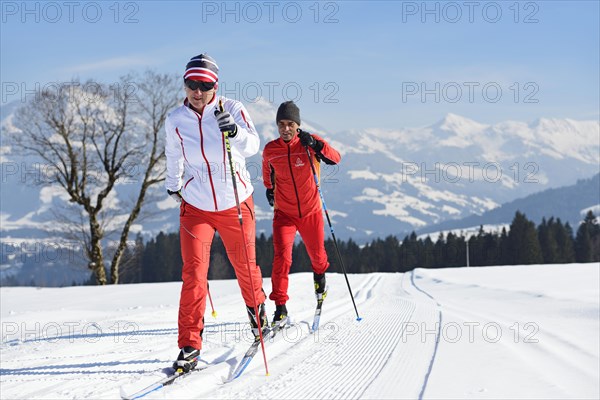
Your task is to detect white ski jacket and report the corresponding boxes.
[165,95,260,212]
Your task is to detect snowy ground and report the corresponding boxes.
[1,263,598,399]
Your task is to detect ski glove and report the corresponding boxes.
[266,188,274,207]
[167,189,182,204]
[297,129,323,152]
[214,109,238,138]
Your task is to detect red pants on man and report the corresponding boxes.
[178,196,265,350]
[269,209,329,305]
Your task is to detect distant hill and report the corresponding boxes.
[419,173,600,235]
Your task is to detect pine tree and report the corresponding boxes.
[554,219,575,263]
[344,238,362,274]
[383,235,401,272]
[508,212,543,264]
[538,218,559,264]
[445,232,463,267]
[360,239,382,273]
[421,236,435,268]
[575,211,600,262]
[483,231,501,266]
[399,233,418,270]
[468,226,486,266]
[141,236,157,282]
[433,232,446,267]
[498,227,511,265]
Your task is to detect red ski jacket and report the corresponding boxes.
[262,134,341,218]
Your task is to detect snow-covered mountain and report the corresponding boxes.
[249,103,598,239]
[308,112,598,238]
[1,99,598,249]
[419,173,600,235]
[1,264,598,399]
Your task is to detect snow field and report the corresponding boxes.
[1,264,599,399]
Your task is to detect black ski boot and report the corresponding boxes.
[314,272,327,301]
[271,304,289,329]
[246,303,268,339]
[173,346,200,372]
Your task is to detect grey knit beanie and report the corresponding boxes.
[276,101,301,125]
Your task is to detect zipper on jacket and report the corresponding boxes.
[196,113,219,211]
[287,145,302,218]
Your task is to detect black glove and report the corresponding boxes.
[214,109,238,137]
[297,129,323,152]
[167,189,182,203]
[266,188,274,207]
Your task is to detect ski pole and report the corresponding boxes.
[207,282,217,318]
[302,133,362,321]
[218,99,270,376]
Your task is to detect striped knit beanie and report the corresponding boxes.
[183,54,219,82]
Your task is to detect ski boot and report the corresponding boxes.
[314,272,328,302]
[173,346,200,373]
[246,303,268,340]
[271,304,289,330]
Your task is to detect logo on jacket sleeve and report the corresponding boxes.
[294,157,305,167]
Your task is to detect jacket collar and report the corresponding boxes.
[279,134,300,146]
[182,94,218,117]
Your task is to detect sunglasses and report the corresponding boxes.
[185,80,216,92]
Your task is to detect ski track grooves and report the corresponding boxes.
[219,274,418,400]
[276,302,413,399]
[1,273,444,399]
[409,270,442,400]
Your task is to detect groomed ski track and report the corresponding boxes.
[2,265,598,399]
[1,272,442,400]
[153,273,441,399]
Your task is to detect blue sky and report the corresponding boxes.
[1,1,598,131]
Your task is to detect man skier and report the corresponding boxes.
[165,54,267,372]
[261,101,341,327]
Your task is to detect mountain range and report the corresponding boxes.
[1,99,599,249]
[247,101,599,239]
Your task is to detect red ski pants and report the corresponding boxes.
[178,196,265,349]
[269,209,329,306]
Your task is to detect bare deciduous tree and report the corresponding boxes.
[11,71,180,284]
